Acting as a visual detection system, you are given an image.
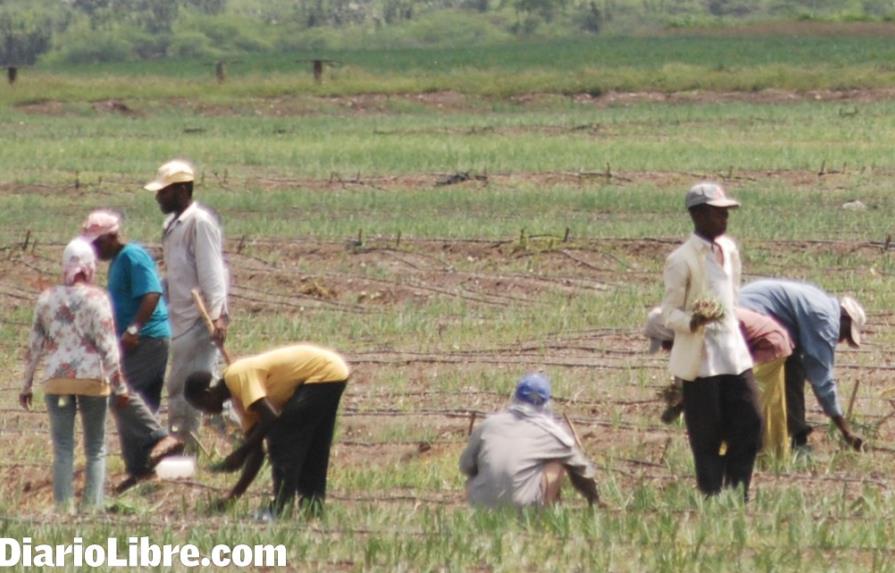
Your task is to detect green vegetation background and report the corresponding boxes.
[4,0,895,67]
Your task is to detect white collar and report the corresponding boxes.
[690,233,724,252]
[163,202,199,232]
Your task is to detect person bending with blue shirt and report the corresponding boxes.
[739,279,865,451]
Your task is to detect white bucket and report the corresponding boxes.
[155,456,196,480]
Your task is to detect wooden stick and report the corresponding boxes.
[846,378,861,420]
[467,412,476,436]
[189,431,210,458]
[191,288,232,365]
[563,413,584,449]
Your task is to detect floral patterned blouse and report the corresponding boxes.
[22,284,123,394]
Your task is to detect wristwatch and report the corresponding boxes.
[125,324,140,336]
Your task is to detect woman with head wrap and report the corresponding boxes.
[459,373,600,508]
[20,238,128,511]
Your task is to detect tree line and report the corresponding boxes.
[0,0,890,65]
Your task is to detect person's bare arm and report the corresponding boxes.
[211,398,279,472]
[562,446,602,507]
[832,414,863,451]
[567,470,601,507]
[210,398,279,509]
[121,293,162,351]
[459,424,484,477]
[221,443,265,503]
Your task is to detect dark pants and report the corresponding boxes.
[266,381,347,515]
[122,337,169,413]
[784,353,812,446]
[110,393,168,476]
[682,370,763,498]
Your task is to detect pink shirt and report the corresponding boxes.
[736,307,794,364]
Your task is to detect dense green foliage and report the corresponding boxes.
[3,32,895,101]
[0,0,894,64]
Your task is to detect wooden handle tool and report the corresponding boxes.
[191,288,232,365]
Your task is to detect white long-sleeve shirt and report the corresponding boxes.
[162,202,229,338]
[661,234,752,381]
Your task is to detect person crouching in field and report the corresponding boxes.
[646,306,794,462]
[459,373,600,509]
[184,344,349,516]
[20,238,128,512]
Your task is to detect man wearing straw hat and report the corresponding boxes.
[145,159,229,445]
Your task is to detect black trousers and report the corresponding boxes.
[266,381,347,514]
[681,370,763,498]
[783,353,812,445]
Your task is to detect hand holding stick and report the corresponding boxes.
[191,289,232,365]
[562,413,606,508]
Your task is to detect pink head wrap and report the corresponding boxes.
[62,238,96,286]
[80,210,121,243]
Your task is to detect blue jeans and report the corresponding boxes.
[45,394,108,510]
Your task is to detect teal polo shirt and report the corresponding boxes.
[108,243,171,339]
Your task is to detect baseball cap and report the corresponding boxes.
[80,209,121,243]
[685,182,740,210]
[514,373,551,407]
[840,296,866,347]
[144,159,195,192]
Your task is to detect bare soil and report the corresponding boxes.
[1,221,891,518]
[14,88,895,119]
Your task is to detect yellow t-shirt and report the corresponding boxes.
[223,344,350,431]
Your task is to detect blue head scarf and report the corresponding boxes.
[514,373,551,407]
[508,372,573,447]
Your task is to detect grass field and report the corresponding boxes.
[3,33,895,571]
[7,25,895,102]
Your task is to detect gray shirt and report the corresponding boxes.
[162,202,228,338]
[459,408,598,508]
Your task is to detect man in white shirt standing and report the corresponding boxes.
[145,159,229,444]
[661,182,762,499]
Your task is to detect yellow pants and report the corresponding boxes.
[754,357,790,461]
